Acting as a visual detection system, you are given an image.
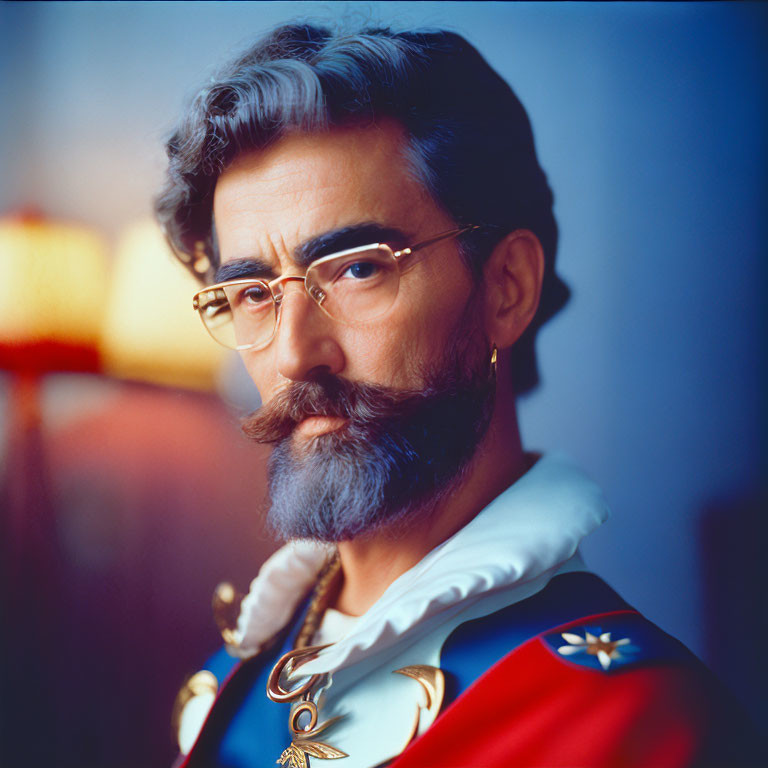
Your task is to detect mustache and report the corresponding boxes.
[242,374,431,444]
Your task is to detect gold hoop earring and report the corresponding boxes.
[490,344,498,378]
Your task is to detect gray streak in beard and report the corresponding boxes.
[241,291,494,542]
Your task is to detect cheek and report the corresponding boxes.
[334,323,409,384]
[240,348,282,404]
[400,262,475,345]
[339,273,474,387]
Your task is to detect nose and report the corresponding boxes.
[273,281,345,382]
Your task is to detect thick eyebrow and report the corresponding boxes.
[214,257,275,283]
[214,223,410,283]
[294,223,410,267]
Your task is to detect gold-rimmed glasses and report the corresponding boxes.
[192,225,478,351]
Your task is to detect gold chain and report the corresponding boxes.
[270,551,349,766]
[294,552,342,650]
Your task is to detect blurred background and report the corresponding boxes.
[0,2,765,766]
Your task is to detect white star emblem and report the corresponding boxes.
[557,630,632,670]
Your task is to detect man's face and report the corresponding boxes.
[213,121,477,403]
[213,121,495,540]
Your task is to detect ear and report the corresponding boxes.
[482,230,545,350]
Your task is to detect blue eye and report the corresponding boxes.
[343,261,379,280]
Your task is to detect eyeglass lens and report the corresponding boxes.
[196,245,401,350]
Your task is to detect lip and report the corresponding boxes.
[295,415,348,438]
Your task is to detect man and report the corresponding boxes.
[156,23,758,768]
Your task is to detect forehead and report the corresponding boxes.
[212,121,450,268]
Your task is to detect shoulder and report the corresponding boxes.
[171,583,315,762]
[490,612,759,767]
[441,571,633,697]
[414,572,763,768]
[443,570,704,670]
[542,606,699,673]
[171,646,241,758]
[445,570,733,712]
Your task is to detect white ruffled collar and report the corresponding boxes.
[232,452,609,673]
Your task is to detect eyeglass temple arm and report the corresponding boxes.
[393,225,480,259]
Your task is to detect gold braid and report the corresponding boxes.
[294,552,342,650]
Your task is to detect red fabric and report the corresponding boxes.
[391,623,714,768]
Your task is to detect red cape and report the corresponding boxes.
[391,610,757,768]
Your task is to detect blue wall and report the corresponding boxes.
[1,0,765,712]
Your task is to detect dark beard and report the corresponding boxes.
[242,321,495,542]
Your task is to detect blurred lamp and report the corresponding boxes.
[99,219,228,392]
[0,212,109,706]
[0,212,108,374]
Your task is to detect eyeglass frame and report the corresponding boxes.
[191,224,480,351]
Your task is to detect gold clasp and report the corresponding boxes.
[266,644,331,703]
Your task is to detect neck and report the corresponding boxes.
[333,392,529,616]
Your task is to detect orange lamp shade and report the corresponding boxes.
[0,215,108,373]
